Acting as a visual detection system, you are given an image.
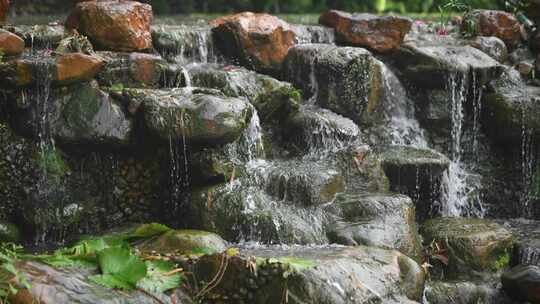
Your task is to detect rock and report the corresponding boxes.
[325,193,422,260]
[469,36,508,63]
[126,87,252,145]
[425,279,516,304]
[502,265,540,303]
[3,25,65,49]
[291,24,336,44]
[0,221,19,242]
[421,218,514,278]
[65,0,153,51]
[462,10,522,50]
[284,105,360,155]
[319,10,412,53]
[0,52,104,88]
[527,0,540,23]
[9,261,193,304]
[392,45,504,89]
[380,145,450,219]
[283,44,384,126]
[261,159,345,206]
[482,67,540,144]
[0,29,24,56]
[190,183,329,244]
[210,12,296,74]
[56,52,104,85]
[194,245,425,303]
[12,81,133,146]
[139,229,227,255]
[531,31,540,52]
[187,64,301,122]
[498,219,540,267]
[151,25,220,62]
[0,0,8,24]
[509,45,536,64]
[96,51,167,88]
[190,146,239,184]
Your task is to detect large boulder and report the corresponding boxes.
[210,12,296,74]
[283,44,384,126]
[319,10,412,53]
[283,105,360,155]
[501,265,540,303]
[65,0,153,52]
[12,81,133,146]
[0,0,8,24]
[125,87,252,145]
[9,261,193,304]
[0,29,24,56]
[55,52,104,85]
[190,183,328,244]
[187,64,301,122]
[482,67,540,145]
[193,246,425,303]
[325,193,422,260]
[380,145,450,219]
[421,218,514,279]
[392,44,504,89]
[462,10,522,50]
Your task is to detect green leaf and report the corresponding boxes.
[137,261,182,293]
[95,247,147,289]
[131,223,172,239]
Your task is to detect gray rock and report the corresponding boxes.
[421,217,514,279]
[284,105,361,155]
[138,229,227,254]
[283,44,385,126]
[125,87,252,145]
[188,64,300,122]
[2,24,65,49]
[392,45,504,89]
[425,279,516,304]
[501,265,540,303]
[194,245,425,303]
[469,36,508,63]
[325,193,422,260]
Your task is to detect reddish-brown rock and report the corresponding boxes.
[65,0,153,52]
[462,10,522,50]
[56,52,104,85]
[128,53,163,86]
[210,12,296,74]
[0,29,24,56]
[0,0,9,24]
[319,10,412,53]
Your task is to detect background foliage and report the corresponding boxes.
[11,0,504,15]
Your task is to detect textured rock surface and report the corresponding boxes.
[66,0,153,51]
[469,36,508,63]
[0,0,8,24]
[319,10,412,52]
[462,10,522,50]
[139,229,227,254]
[421,218,514,278]
[210,12,296,74]
[0,29,24,56]
[502,265,540,303]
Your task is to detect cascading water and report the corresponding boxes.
[520,99,535,218]
[439,72,485,218]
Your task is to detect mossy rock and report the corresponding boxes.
[140,230,227,255]
[421,217,514,279]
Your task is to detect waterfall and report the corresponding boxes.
[520,99,535,218]
[439,72,485,218]
[226,108,265,164]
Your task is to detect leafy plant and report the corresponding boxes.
[0,243,31,301]
[110,83,124,92]
[89,247,147,290]
[137,260,183,293]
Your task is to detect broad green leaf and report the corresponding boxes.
[137,260,182,293]
[96,247,147,287]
